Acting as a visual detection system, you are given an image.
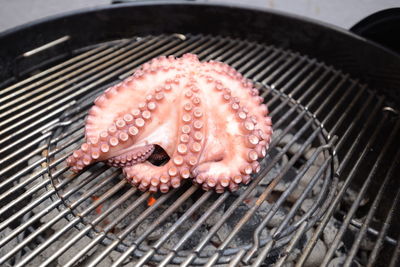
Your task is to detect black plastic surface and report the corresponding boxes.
[351,8,400,55]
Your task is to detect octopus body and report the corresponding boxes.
[67,54,272,193]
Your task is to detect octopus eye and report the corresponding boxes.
[147,144,170,166]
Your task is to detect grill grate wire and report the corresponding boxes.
[0,34,399,266]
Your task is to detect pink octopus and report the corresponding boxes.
[67,54,272,193]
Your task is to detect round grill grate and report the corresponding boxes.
[9,33,395,267]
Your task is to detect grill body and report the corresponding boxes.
[0,2,400,266]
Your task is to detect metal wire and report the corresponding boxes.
[0,34,399,267]
[295,99,388,267]
[343,122,400,267]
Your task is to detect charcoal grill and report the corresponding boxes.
[1,2,400,266]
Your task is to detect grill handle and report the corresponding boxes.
[112,0,197,3]
[350,8,400,55]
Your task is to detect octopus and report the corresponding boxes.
[67,54,273,193]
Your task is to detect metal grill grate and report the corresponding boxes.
[0,34,399,267]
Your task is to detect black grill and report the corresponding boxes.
[1,33,399,267]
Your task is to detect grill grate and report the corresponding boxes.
[0,34,399,266]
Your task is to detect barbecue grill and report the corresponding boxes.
[1,2,400,266]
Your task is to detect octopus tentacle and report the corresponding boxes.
[191,78,270,192]
[67,63,181,172]
[118,80,184,192]
[66,108,156,171]
[123,79,207,193]
[203,61,272,136]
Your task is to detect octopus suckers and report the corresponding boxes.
[67,53,273,193]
